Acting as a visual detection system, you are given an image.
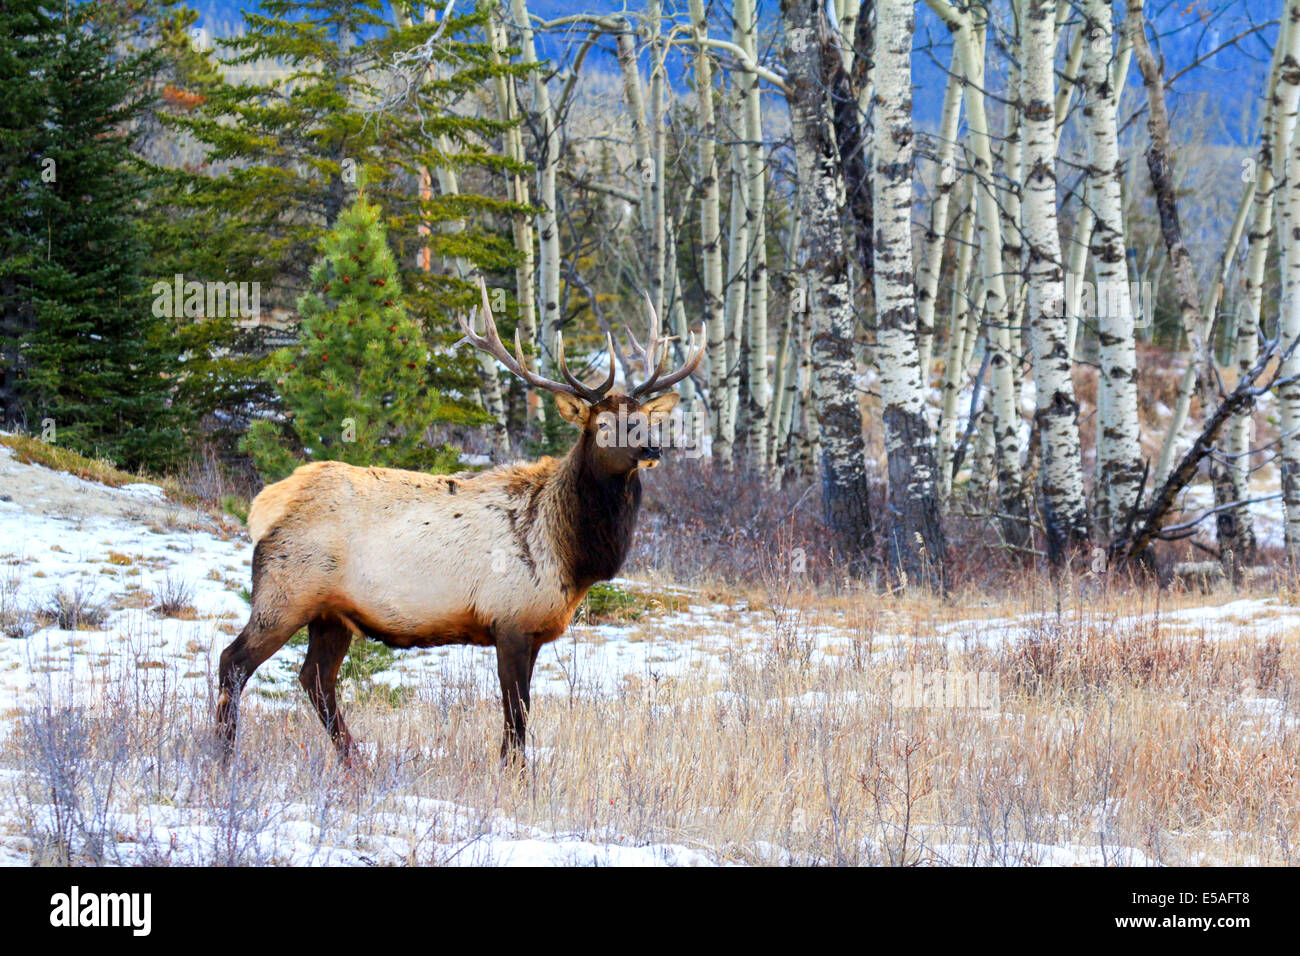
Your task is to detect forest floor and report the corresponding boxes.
[0,439,1297,866]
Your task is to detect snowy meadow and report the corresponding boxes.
[1,442,1296,866]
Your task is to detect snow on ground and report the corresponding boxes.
[929,594,1300,649]
[0,441,1293,865]
[6,787,717,866]
[0,444,734,866]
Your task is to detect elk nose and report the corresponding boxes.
[639,445,662,462]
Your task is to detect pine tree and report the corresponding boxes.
[163,0,528,443]
[132,2,272,446]
[0,0,53,428]
[243,195,461,480]
[2,0,181,469]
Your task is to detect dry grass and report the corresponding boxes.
[152,573,198,620]
[0,433,171,494]
[1,573,1296,866]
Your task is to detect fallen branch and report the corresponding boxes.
[1156,493,1282,540]
[1109,338,1297,565]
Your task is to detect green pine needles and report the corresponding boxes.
[243,196,462,480]
[1,0,182,470]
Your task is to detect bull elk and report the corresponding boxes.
[215,279,703,763]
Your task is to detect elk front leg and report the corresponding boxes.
[496,635,539,763]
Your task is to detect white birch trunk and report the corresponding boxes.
[649,3,667,328]
[915,43,965,381]
[768,211,801,472]
[1000,2,1026,359]
[488,9,538,429]
[689,0,729,465]
[722,103,749,463]
[796,311,820,481]
[782,0,876,566]
[1225,6,1294,559]
[1081,0,1143,537]
[776,291,803,471]
[1022,0,1090,559]
[664,215,701,441]
[927,0,1032,546]
[509,0,561,395]
[871,0,947,583]
[938,191,977,497]
[1275,0,1300,560]
[1063,33,1131,359]
[1129,0,1221,512]
[736,0,770,466]
[1054,16,1086,145]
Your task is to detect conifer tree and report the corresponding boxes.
[164,0,527,440]
[134,2,272,444]
[1,0,181,469]
[243,196,460,480]
[0,0,53,428]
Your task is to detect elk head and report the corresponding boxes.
[458,279,704,477]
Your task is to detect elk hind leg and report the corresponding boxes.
[216,612,305,760]
[299,615,356,763]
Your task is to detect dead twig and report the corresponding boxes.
[1109,337,1299,566]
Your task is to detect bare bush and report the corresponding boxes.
[632,457,856,585]
[153,573,197,619]
[15,701,127,864]
[0,569,35,639]
[40,584,109,631]
[170,442,260,514]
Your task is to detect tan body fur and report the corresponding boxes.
[247,457,587,649]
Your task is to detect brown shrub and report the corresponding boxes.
[170,442,260,509]
[630,457,862,586]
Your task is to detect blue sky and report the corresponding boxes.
[186,0,1280,144]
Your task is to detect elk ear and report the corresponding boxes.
[554,392,590,426]
[639,391,679,426]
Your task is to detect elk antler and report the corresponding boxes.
[627,291,706,398]
[458,277,616,403]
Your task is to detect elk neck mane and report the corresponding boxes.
[538,427,643,593]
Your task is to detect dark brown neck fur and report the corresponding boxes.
[550,431,643,592]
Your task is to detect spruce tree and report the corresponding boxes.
[243,195,461,480]
[164,0,528,442]
[1,0,181,469]
[132,3,272,447]
[0,0,53,428]
[124,3,290,445]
